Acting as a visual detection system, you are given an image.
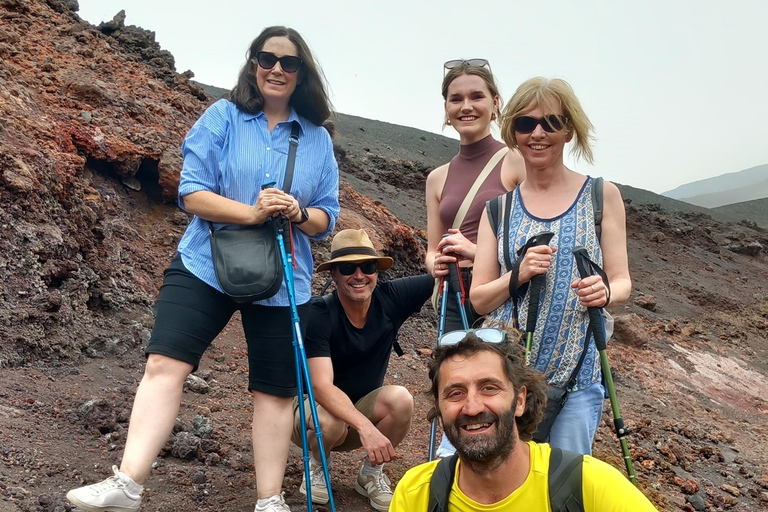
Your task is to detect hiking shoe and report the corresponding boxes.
[355,467,392,512]
[254,492,292,512]
[299,463,329,504]
[66,465,143,512]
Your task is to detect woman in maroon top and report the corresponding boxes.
[426,59,525,332]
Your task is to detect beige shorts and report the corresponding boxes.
[291,387,383,452]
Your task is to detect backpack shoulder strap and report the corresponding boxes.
[591,177,604,242]
[427,454,459,512]
[549,447,585,512]
[373,287,404,356]
[486,195,502,238]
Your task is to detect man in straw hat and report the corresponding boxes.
[291,228,432,511]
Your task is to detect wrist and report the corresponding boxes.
[294,207,309,225]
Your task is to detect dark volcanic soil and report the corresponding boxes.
[1,2,768,512]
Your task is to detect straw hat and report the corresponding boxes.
[316,229,394,272]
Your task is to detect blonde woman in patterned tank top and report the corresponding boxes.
[471,77,631,455]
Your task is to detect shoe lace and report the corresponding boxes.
[261,492,289,511]
[371,471,391,494]
[87,466,126,493]
[310,465,327,487]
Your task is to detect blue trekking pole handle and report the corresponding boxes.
[572,245,637,486]
[275,218,337,510]
[447,261,470,330]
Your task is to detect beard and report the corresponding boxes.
[443,407,517,475]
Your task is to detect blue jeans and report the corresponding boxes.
[547,382,605,455]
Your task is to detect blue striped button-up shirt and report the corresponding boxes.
[176,99,339,306]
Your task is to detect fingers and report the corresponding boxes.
[572,277,606,306]
[367,442,395,465]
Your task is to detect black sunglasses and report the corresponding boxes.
[336,261,378,276]
[253,51,303,73]
[513,115,568,134]
[444,58,490,70]
[438,328,507,347]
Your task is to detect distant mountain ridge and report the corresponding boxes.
[662,164,768,207]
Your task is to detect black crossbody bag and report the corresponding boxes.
[208,121,299,303]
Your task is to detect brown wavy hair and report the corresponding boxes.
[230,26,334,133]
[428,331,547,441]
[441,61,502,128]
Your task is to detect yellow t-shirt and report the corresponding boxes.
[389,442,658,512]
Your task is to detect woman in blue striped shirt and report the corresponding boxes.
[67,26,339,512]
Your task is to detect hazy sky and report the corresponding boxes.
[77,0,767,194]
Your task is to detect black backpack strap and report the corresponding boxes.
[374,287,404,356]
[591,177,603,242]
[427,454,459,512]
[549,447,585,512]
[281,121,301,194]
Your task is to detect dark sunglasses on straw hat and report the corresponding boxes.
[438,328,507,347]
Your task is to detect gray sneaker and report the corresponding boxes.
[254,492,292,512]
[355,467,392,512]
[299,462,329,504]
[66,466,143,512]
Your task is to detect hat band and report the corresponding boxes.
[330,247,379,260]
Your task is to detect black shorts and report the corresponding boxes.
[146,254,309,397]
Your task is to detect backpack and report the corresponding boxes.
[427,447,584,512]
[318,288,404,356]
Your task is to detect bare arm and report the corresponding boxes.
[308,357,395,465]
[500,148,526,191]
[426,164,451,278]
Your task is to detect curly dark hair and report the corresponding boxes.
[229,26,334,133]
[427,331,547,441]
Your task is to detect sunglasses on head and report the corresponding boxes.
[513,115,568,134]
[336,261,378,276]
[438,328,507,347]
[254,51,302,73]
[444,58,490,70]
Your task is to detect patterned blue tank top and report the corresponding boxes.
[485,177,602,389]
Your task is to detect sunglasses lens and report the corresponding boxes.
[443,59,464,69]
[513,116,537,133]
[466,59,488,67]
[475,328,505,343]
[256,52,278,69]
[438,330,467,347]
[337,262,378,276]
[281,56,301,73]
[545,115,563,132]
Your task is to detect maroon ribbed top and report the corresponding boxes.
[438,135,508,243]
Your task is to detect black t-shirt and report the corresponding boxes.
[305,274,433,403]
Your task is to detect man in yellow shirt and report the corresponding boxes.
[390,330,658,511]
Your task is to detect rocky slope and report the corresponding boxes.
[1,2,767,512]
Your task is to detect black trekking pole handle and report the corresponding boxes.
[572,245,637,486]
[572,246,607,351]
[448,259,462,299]
[522,231,554,363]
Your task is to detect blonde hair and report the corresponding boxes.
[500,77,595,164]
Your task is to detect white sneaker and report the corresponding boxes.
[299,462,329,504]
[355,466,392,512]
[254,492,292,512]
[66,465,143,512]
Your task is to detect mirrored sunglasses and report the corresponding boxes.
[438,328,507,347]
[254,51,302,73]
[513,115,568,134]
[336,261,378,276]
[444,58,490,70]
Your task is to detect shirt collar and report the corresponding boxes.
[245,107,307,134]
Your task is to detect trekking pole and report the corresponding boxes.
[447,260,470,330]
[428,276,450,461]
[522,232,554,364]
[572,246,637,486]
[274,216,337,511]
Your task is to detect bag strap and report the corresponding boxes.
[549,447,585,512]
[591,177,603,242]
[451,147,508,229]
[281,121,301,194]
[427,454,459,512]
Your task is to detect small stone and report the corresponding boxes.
[721,484,740,496]
[686,493,706,511]
[184,375,210,394]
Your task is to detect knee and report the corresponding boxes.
[143,354,192,383]
[383,386,414,421]
[314,413,347,443]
